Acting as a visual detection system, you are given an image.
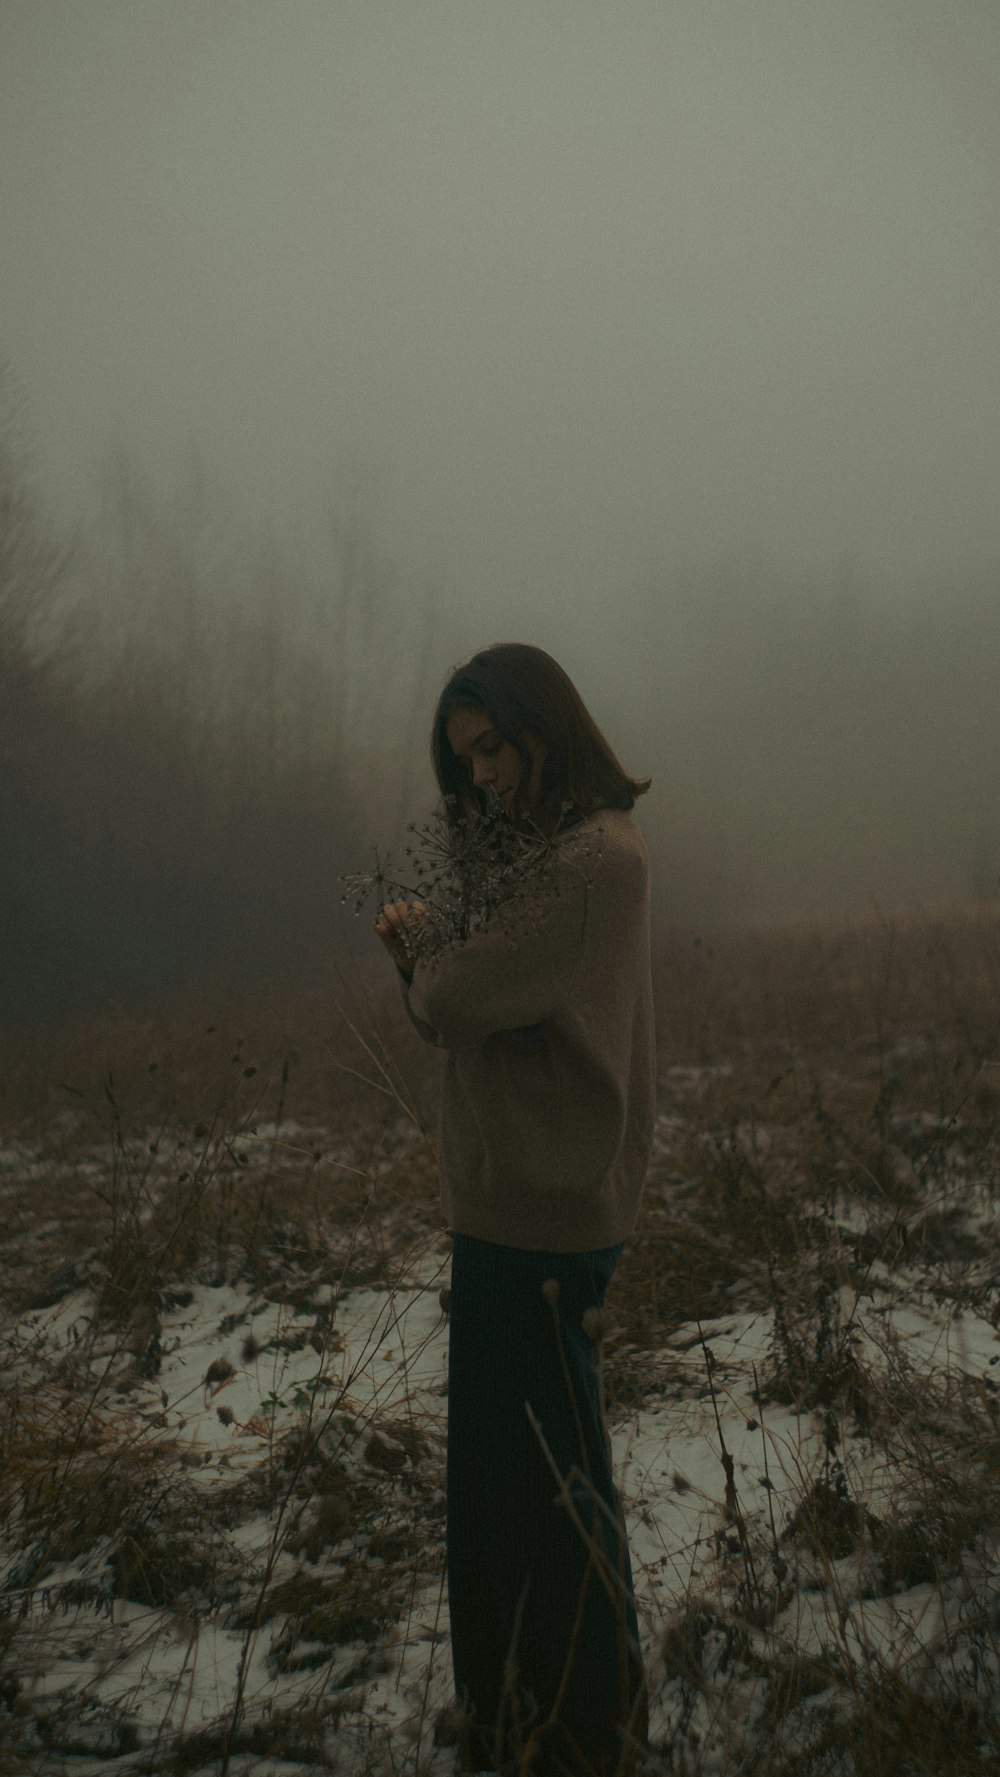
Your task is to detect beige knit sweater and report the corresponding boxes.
[401,807,655,1252]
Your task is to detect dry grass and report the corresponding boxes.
[0,905,998,1774]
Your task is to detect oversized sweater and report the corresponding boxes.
[401,806,655,1252]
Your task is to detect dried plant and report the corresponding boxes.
[341,793,600,962]
[3,906,1000,1775]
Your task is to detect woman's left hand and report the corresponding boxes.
[375,899,428,978]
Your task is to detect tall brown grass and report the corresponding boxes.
[1,904,997,1772]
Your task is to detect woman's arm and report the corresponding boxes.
[376,899,443,1043]
[374,898,427,982]
[407,863,590,1047]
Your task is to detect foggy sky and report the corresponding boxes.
[3,1,998,616]
[1,1,999,922]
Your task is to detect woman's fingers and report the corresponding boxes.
[380,900,411,939]
[375,899,427,963]
[381,898,425,932]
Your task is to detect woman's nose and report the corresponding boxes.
[472,758,495,786]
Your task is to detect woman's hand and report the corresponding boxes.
[375,899,428,980]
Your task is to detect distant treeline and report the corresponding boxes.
[2,371,998,1024]
[0,376,438,1024]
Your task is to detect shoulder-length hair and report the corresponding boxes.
[431,642,650,823]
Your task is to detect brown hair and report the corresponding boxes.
[431,642,650,822]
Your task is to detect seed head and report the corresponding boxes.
[582,1306,611,1344]
[204,1356,235,1388]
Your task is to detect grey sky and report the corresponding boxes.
[2,1,999,920]
[2,0,998,616]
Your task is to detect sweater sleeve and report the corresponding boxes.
[399,971,442,1045]
[406,852,590,1048]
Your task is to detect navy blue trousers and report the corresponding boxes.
[447,1235,644,1776]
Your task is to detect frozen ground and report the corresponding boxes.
[2,1048,999,1775]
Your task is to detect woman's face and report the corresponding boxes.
[445,704,546,817]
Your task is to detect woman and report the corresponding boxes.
[376,643,654,1777]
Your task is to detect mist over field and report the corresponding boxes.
[2,15,1000,1767]
[1,0,999,1020]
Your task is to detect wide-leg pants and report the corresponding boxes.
[446,1234,644,1776]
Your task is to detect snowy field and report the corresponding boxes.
[1,917,999,1775]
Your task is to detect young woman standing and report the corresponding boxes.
[376,643,655,1777]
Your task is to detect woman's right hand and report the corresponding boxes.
[375,899,427,979]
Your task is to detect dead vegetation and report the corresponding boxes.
[0,905,998,1773]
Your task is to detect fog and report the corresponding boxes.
[1,1,999,1015]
